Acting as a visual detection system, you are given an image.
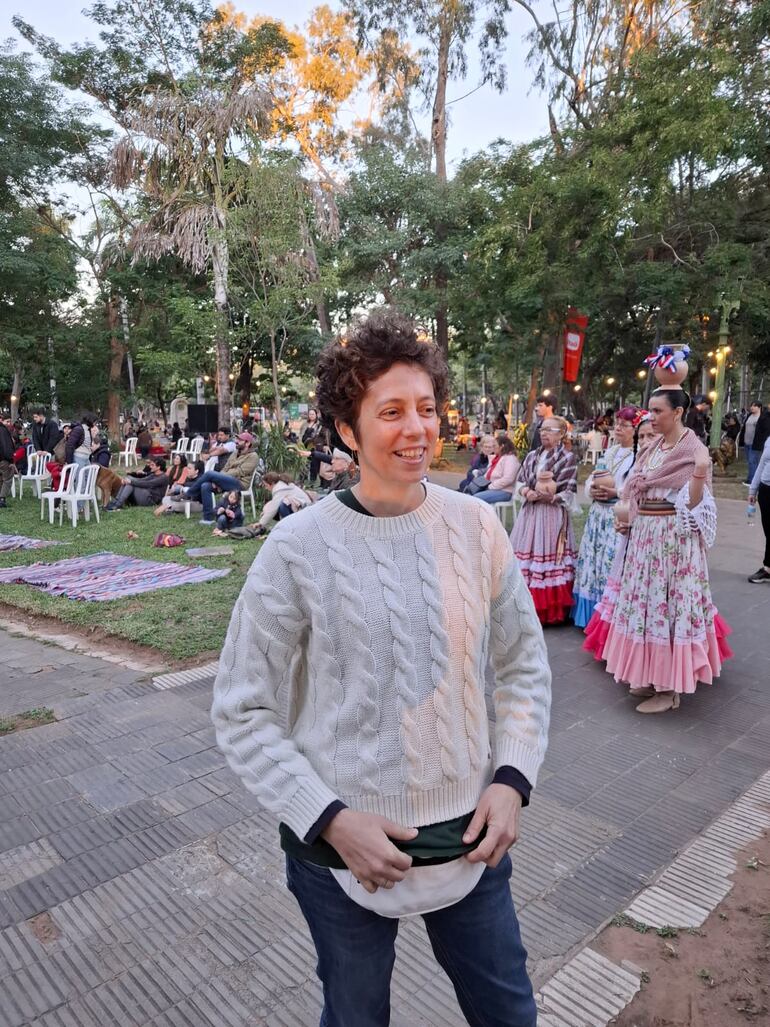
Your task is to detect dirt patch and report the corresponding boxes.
[0,606,218,670]
[596,830,770,1026]
[0,708,56,735]
[28,912,62,945]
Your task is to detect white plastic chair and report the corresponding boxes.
[40,463,78,524]
[118,437,138,467]
[187,437,204,459]
[171,437,189,456]
[582,431,605,466]
[493,493,520,531]
[17,451,51,498]
[59,464,101,527]
[240,468,259,520]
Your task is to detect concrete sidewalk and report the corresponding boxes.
[0,497,768,1026]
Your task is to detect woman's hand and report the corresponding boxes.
[321,810,418,893]
[693,451,711,476]
[463,785,522,867]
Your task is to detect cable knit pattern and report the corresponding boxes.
[273,535,343,786]
[211,483,551,841]
[367,539,423,787]
[415,530,459,780]
[443,505,487,772]
[318,518,381,793]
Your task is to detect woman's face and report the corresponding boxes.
[173,454,181,466]
[649,394,681,435]
[637,421,656,447]
[614,419,635,447]
[480,436,496,456]
[339,362,439,489]
[308,409,317,423]
[540,417,564,450]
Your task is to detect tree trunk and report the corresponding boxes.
[157,385,167,427]
[212,229,232,428]
[432,14,452,433]
[106,296,124,441]
[234,353,253,411]
[11,363,23,421]
[47,336,58,422]
[119,295,138,417]
[270,330,282,422]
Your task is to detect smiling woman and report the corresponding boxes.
[211,307,551,1027]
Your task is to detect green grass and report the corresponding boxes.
[0,492,263,661]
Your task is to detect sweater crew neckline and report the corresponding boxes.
[317,481,447,538]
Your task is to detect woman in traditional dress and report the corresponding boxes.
[584,388,732,713]
[511,415,578,625]
[572,407,641,628]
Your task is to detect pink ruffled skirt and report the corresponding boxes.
[583,515,732,693]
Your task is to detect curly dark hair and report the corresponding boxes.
[315,308,450,434]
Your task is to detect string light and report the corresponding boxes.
[637,370,647,379]
[574,385,582,392]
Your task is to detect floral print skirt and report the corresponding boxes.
[572,502,621,628]
[583,513,732,693]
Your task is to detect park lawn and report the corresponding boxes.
[0,492,262,661]
[0,477,600,661]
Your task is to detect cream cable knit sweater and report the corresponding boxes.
[212,483,552,841]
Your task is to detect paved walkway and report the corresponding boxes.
[0,496,768,1026]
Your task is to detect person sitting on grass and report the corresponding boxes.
[153,453,190,515]
[160,459,205,516]
[236,472,312,537]
[306,447,359,495]
[105,458,169,510]
[182,432,260,526]
[213,490,244,535]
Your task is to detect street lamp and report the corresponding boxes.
[574,385,582,392]
[605,377,615,386]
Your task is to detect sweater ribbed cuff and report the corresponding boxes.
[494,738,544,789]
[282,777,344,842]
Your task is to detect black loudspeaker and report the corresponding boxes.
[187,405,220,434]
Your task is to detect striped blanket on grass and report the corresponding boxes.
[0,534,66,552]
[0,551,230,601]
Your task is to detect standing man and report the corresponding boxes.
[685,395,712,443]
[183,432,260,525]
[0,415,16,509]
[31,409,62,454]
[529,394,556,451]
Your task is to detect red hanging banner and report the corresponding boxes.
[563,307,588,382]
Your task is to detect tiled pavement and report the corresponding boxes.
[1,497,768,1026]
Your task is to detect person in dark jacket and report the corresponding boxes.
[64,421,87,464]
[31,409,62,454]
[458,434,496,492]
[684,395,711,442]
[105,458,170,509]
[0,415,16,507]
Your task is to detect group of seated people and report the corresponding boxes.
[12,409,362,538]
[457,433,521,503]
[103,425,361,538]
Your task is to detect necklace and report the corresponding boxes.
[647,430,686,471]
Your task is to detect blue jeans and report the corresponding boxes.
[476,489,513,504]
[746,447,760,485]
[286,853,536,1027]
[184,471,242,519]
